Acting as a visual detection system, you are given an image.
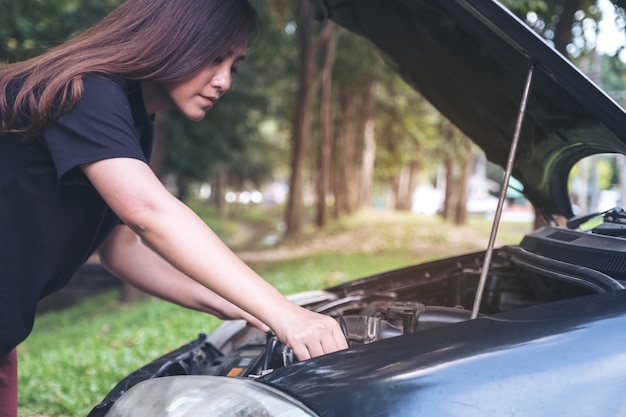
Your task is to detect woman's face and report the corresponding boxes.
[161,45,247,121]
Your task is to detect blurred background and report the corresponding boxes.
[2,0,625,237]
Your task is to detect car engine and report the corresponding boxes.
[131,208,626,380]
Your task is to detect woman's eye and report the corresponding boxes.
[230,66,239,75]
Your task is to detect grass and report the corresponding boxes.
[18,293,221,416]
[17,206,532,416]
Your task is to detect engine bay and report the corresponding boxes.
[139,223,625,380]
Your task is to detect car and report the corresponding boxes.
[88,0,626,416]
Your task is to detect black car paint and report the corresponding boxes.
[259,289,626,416]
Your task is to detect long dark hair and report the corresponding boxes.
[0,0,257,137]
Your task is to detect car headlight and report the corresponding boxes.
[105,375,317,417]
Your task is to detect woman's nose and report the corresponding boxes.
[212,66,232,93]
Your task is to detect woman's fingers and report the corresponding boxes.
[275,309,348,361]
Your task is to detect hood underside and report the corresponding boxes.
[310,0,626,218]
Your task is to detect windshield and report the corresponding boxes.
[568,154,626,216]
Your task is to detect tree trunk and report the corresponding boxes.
[456,149,473,225]
[315,22,338,228]
[285,1,317,237]
[345,94,369,213]
[442,157,458,221]
[358,82,377,208]
[332,127,346,218]
[553,0,582,56]
[443,158,464,223]
[344,93,359,214]
[333,90,358,217]
[360,117,376,208]
[332,81,377,215]
[394,162,418,211]
[442,149,473,225]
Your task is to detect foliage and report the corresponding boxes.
[569,154,620,190]
[164,84,273,187]
[600,53,626,101]
[503,0,605,57]
[332,28,388,94]
[0,0,120,63]
[374,77,445,183]
[246,0,301,176]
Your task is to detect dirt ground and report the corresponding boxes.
[236,212,497,263]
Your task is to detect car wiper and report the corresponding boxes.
[592,207,626,237]
[471,62,536,319]
[566,207,618,229]
[566,207,626,237]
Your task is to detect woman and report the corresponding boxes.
[0,0,348,415]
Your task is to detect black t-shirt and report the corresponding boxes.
[0,77,154,355]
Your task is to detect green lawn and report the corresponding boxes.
[17,207,532,416]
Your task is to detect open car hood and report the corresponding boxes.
[310,0,626,218]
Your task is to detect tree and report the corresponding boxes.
[315,22,338,227]
[439,122,473,225]
[281,3,391,234]
[372,76,442,212]
[327,27,390,217]
[284,0,320,236]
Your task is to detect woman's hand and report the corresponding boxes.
[270,304,348,360]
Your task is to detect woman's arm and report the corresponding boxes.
[83,157,348,360]
[98,224,270,331]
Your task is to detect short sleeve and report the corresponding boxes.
[42,77,150,184]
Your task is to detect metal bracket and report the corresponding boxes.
[471,62,536,319]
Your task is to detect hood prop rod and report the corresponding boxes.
[471,62,536,319]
